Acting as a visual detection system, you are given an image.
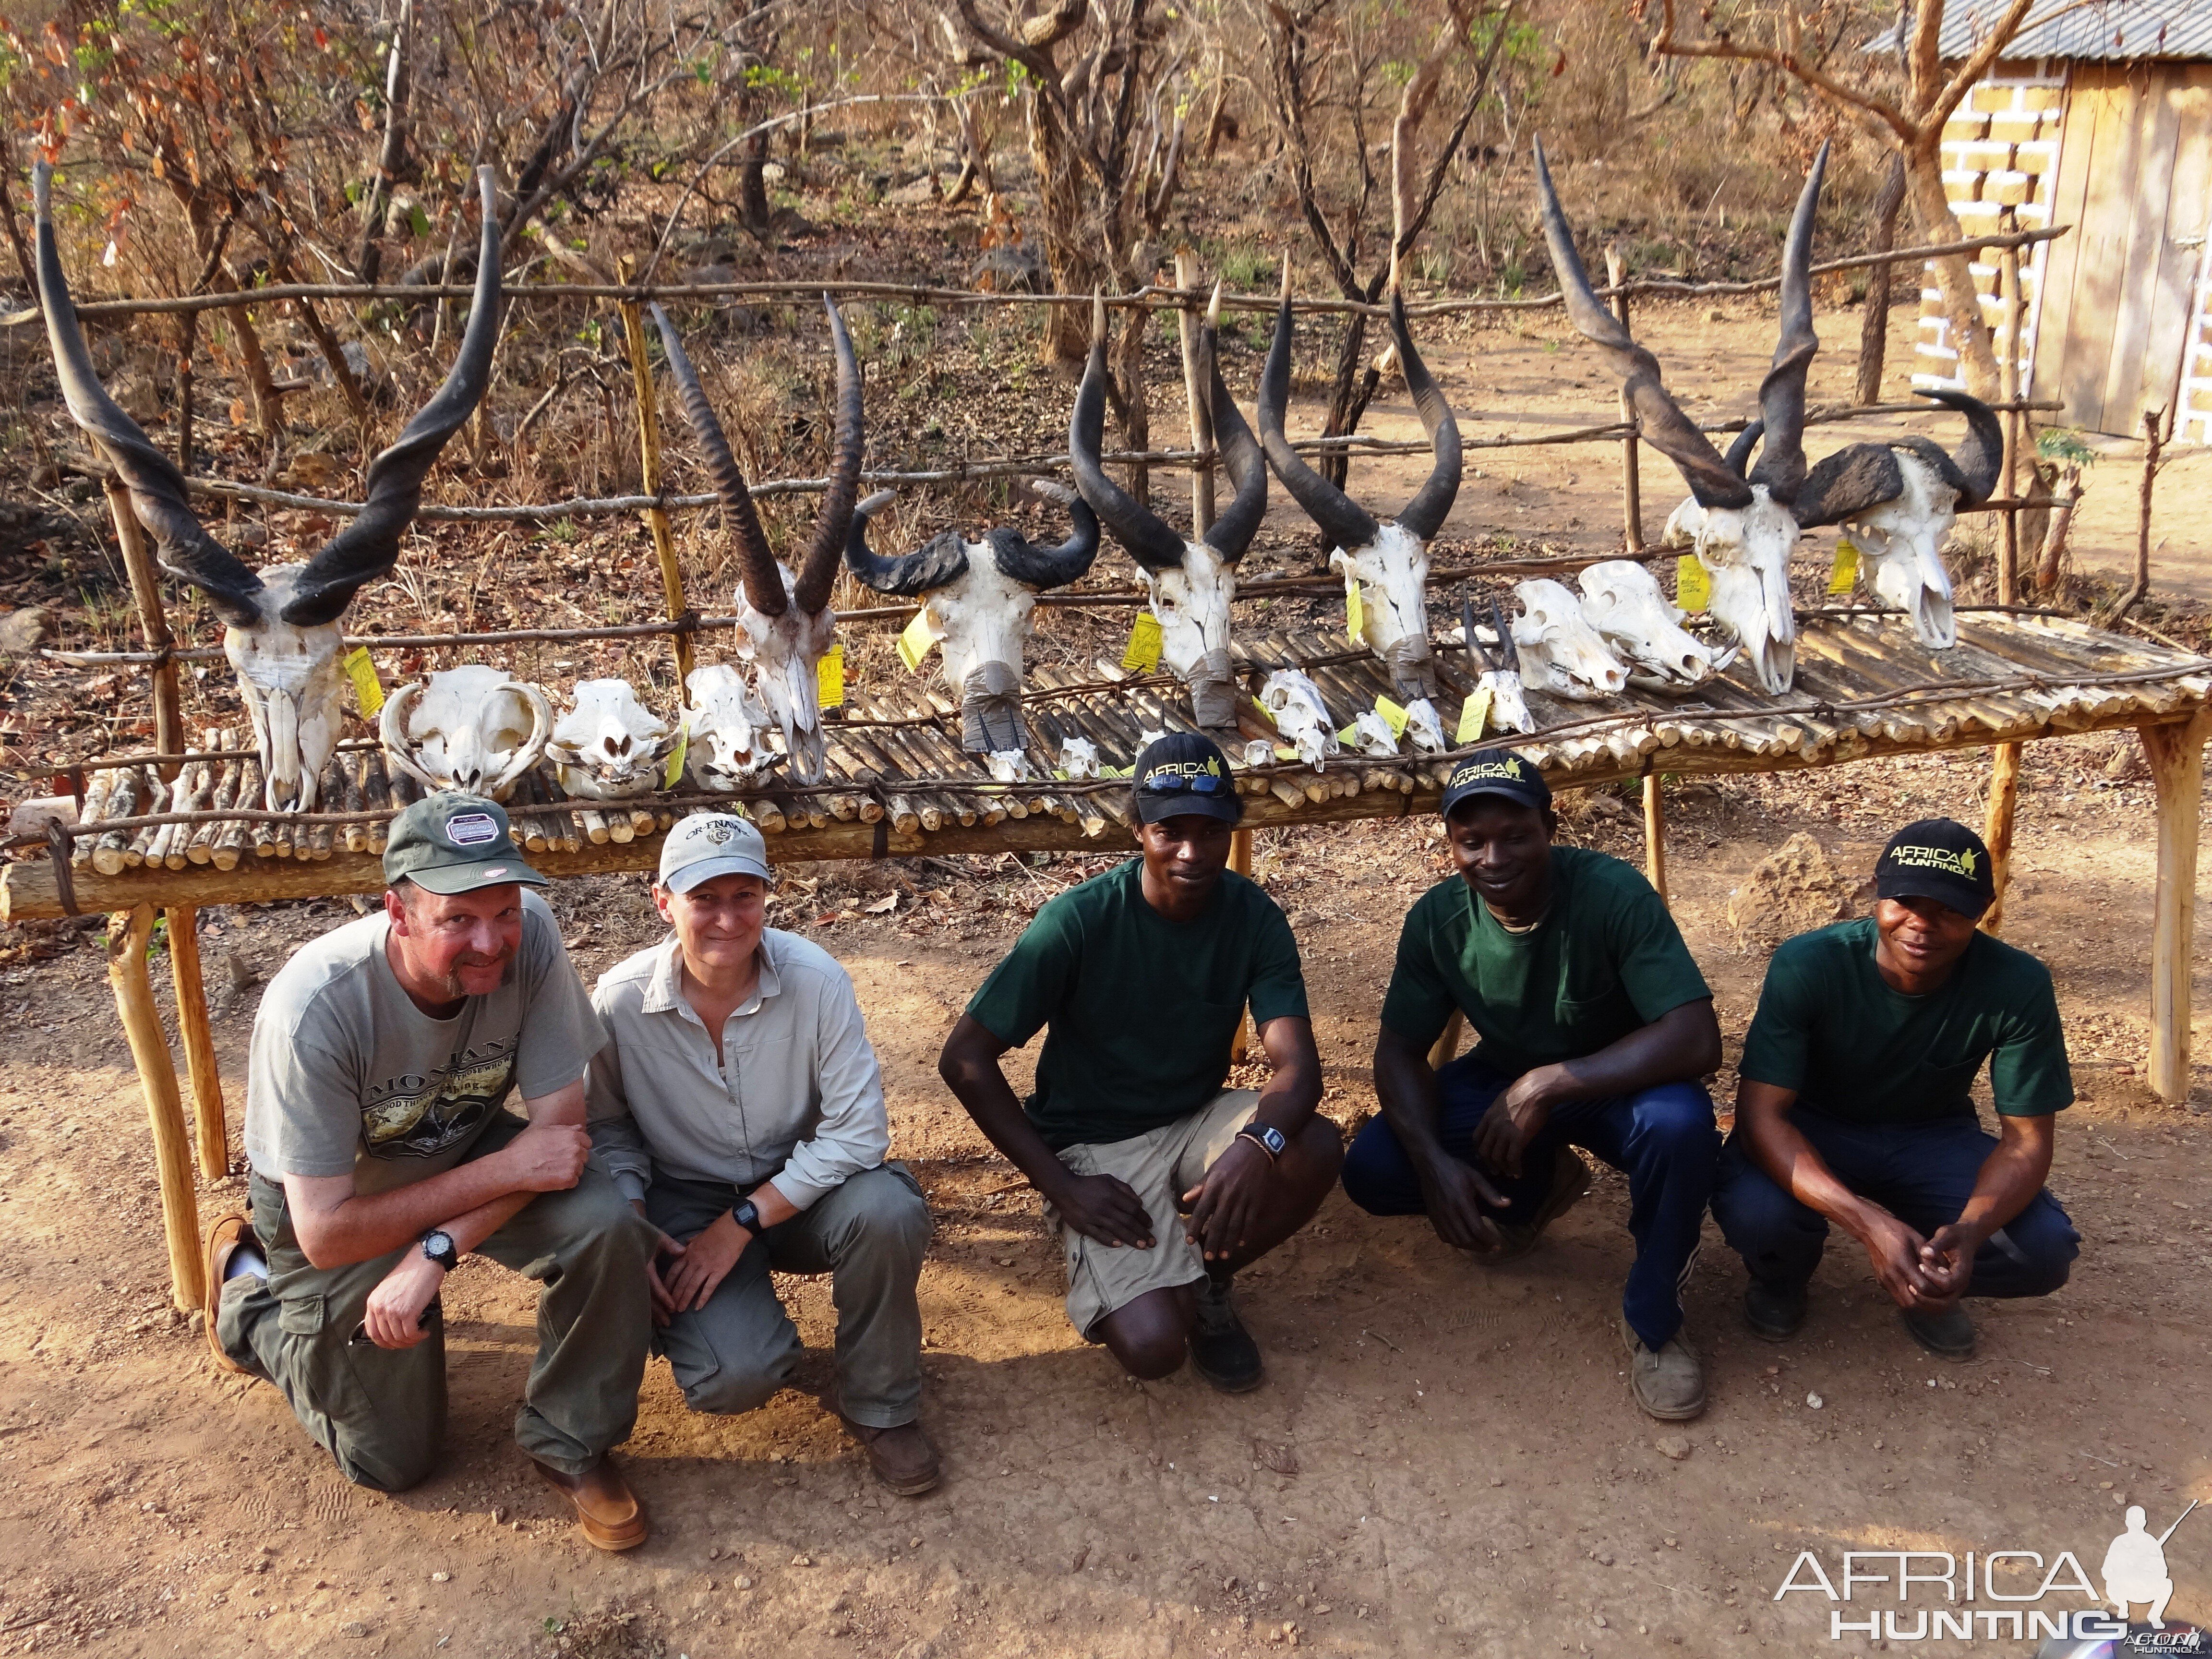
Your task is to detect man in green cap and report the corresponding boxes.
[203,793,660,1551]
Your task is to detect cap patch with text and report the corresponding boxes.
[1875,817,1995,917]
[1132,732,1240,825]
[1439,749,1551,817]
[383,793,548,896]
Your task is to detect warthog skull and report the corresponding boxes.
[546,678,678,800]
[654,296,863,785]
[34,164,502,810]
[1070,291,1266,733]
[1512,578,1629,702]
[1259,668,1340,768]
[380,665,553,801]
[1576,559,1732,692]
[683,663,778,792]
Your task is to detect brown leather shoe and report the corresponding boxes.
[531,1455,649,1551]
[841,1416,941,1496]
[202,1214,255,1375]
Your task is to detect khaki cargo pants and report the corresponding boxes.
[215,1113,658,1491]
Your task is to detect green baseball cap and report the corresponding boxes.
[383,793,548,895]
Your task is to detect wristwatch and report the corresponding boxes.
[732,1198,764,1237]
[421,1229,459,1272]
[1236,1123,1287,1162]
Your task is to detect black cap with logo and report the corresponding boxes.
[1132,732,1240,825]
[383,793,548,895]
[1439,749,1552,818]
[1875,817,1995,918]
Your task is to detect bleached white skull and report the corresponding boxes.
[1259,669,1339,769]
[380,665,554,801]
[1058,737,1101,779]
[1829,450,1960,649]
[1479,669,1533,735]
[682,663,777,792]
[546,678,678,800]
[1403,697,1446,753]
[220,566,349,813]
[1511,579,1629,702]
[1662,494,1799,695]
[1241,739,1275,769]
[1351,709,1402,757]
[986,750,1031,783]
[1576,559,1731,692]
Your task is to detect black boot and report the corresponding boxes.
[1189,1271,1263,1393]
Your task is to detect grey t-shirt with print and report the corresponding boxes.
[243,890,604,1193]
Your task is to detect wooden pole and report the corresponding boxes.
[1642,773,1670,906]
[1979,742,2021,936]
[618,285,696,698]
[103,479,183,775]
[1175,251,1217,537]
[165,905,228,1178]
[1228,825,1252,1061]
[108,904,205,1310]
[2143,711,2210,1105]
[1606,248,1643,552]
[1427,1010,1464,1072]
[1981,226,2027,936]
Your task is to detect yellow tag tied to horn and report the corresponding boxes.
[663,730,688,791]
[1346,581,1365,645]
[817,643,845,710]
[1827,538,1861,598]
[1375,695,1411,739]
[1675,554,1711,614]
[896,611,937,674]
[1456,687,1491,745]
[1120,612,1164,673]
[342,647,384,716]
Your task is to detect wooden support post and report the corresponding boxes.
[2143,711,2210,1105]
[108,905,205,1310]
[1980,742,2022,936]
[1175,251,1216,539]
[1606,248,1642,552]
[165,905,228,1178]
[1428,1009,1464,1072]
[1997,228,2023,606]
[1229,826,1252,1062]
[1642,773,1669,906]
[103,478,183,774]
[618,289,696,698]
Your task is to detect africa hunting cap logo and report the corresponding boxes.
[1888,841,1979,880]
[1448,756,1526,790]
[1142,755,1224,785]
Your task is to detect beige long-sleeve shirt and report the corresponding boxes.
[585,929,889,1210]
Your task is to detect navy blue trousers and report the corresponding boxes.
[1711,1108,2078,1298]
[1340,1054,1719,1349]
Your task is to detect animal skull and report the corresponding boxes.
[682,663,778,792]
[1259,669,1339,769]
[219,566,349,812]
[380,666,553,801]
[546,679,678,800]
[1478,669,1532,735]
[1829,449,1961,648]
[1350,709,1402,757]
[1660,495,1800,694]
[1576,559,1731,692]
[1403,697,1446,754]
[1058,737,1101,779]
[986,750,1031,783]
[1511,579,1629,702]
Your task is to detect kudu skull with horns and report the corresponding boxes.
[34,163,503,811]
[1258,274,1462,705]
[1068,292,1267,733]
[651,298,863,786]
[844,481,1100,768]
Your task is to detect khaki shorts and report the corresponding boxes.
[1046,1089,1259,1341]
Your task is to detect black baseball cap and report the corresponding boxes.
[1132,732,1239,825]
[1875,818,1995,917]
[383,793,547,895]
[1439,749,1552,818]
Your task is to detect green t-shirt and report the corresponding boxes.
[965,858,1310,1150]
[1379,846,1711,1076]
[1739,917,2073,1125]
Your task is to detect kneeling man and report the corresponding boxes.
[1713,819,2078,1359]
[588,814,937,1494]
[1341,753,1723,1421]
[938,734,1341,1391]
[208,795,656,1548]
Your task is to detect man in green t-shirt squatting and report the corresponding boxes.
[1713,818,2078,1361]
[1342,752,1724,1421]
[939,733,1342,1392]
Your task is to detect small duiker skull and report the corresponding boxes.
[546,679,678,800]
[1511,579,1629,702]
[380,665,554,801]
[683,663,778,792]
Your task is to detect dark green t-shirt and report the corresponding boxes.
[965,858,1310,1150]
[1740,917,2073,1125]
[1379,846,1711,1076]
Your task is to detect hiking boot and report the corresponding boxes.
[1743,1279,1809,1342]
[532,1454,649,1552]
[202,1213,260,1377]
[1901,1301,1976,1361]
[842,1417,942,1496]
[1620,1318,1707,1421]
[1479,1146,1592,1264]
[1190,1275,1263,1394]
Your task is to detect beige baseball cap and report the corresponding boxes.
[657,812,773,893]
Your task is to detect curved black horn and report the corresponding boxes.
[34,163,264,627]
[282,166,505,626]
[994,481,1101,589]
[1389,287,1462,541]
[843,490,970,596]
[1533,139,1752,511]
[1068,293,1188,569]
[1724,420,1764,479]
[1918,388,2005,506]
[651,301,787,618]
[1257,267,1379,552]
[793,294,864,615]
[1748,140,1827,505]
[1202,287,1268,562]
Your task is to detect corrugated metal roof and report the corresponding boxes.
[1937,0,2212,61]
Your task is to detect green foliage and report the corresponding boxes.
[2036,428,2097,470]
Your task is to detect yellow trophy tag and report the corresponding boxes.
[1121,612,1164,672]
[817,643,846,709]
[1337,724,1360,746]
[1828,538,1861,597]
[662,730,688,790]
[1456,687,1491,744]
[1675,554,1711,614]
[1375,695,1411,739]
[1346,581,1365,645]
[896,611,937,673]
[342,646,384,716]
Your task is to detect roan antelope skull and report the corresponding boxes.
[380,665,553,801]
[1511,578,1629,702]
[34,164,503,810]
[844,480,1100,761]
[683,663,778,792]
[1575,559,1732,692]
[1259,274,1462,702]
[546,679,679,800]
[652,297,863,785]
[1069,291,1267,733]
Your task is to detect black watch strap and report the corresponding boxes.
[732,1199,764,1235]
[421,1229,459,1272]
[1237,1122,1287,1161]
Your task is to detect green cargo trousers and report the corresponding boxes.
[215,1113,657,1491]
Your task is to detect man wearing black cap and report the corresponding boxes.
[1342,751,1724,1420]
[938,733,1341,1390]
[202,793,659,1549]
[1713,818,2078,1360]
